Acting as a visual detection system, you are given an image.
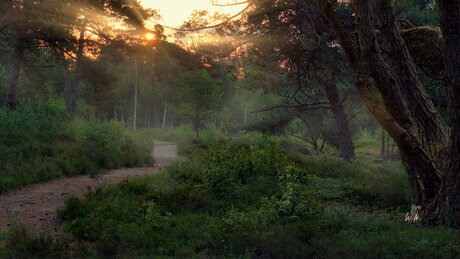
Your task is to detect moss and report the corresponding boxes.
[401,26,445,77]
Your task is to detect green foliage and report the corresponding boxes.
[0,224,66,258]
[397,0,440,26]
[202,141,288,197]
[0,99,153,192]
[50,138,459,258]
[300,156,411,210]
[170,69,222,136]
[200,123,225,142]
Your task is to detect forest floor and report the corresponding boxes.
[0,141,177,236]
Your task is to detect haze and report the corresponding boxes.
[140,0,248,27]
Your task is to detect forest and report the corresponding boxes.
[0,0,459,257]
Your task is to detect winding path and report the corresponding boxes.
[0,141,177,235]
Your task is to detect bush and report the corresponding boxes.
[265,165,323,221]
[2,224,64,258]
[200,123,225,142]
[0,99,153,193]
[300,157,411,210]
[202,141,289,197]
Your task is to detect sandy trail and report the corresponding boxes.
[0,141,177,235]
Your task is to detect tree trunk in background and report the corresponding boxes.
[386,134,390,159]
[244,102,248,124]
[63,67,72,113]
[153,102,160,128]
[133,57,138,131]
[5,41,25,109]
[324,81,355,161]
[161,101,167,130]
[72,30,85,115]
[119,92,124,124]
[194,116,199,137]
[381,130,385,157]
[152,81,161,128]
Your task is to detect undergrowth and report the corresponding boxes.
[0,99,153,193]
[2,136,458,258]
[49,139,460,257]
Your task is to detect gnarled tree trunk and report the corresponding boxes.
[432,0,460,227]
[318,0,459,226]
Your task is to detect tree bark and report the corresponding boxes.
[432,0,460,227]
[319,0,441,220]
[375,0,450,167]
[5,41,25,109]
[318,0,460,226]
[324,81,355,161]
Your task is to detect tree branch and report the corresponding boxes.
[251,101,330,113]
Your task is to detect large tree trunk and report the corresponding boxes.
[375,0,451,169]
[356,0,443,219]
[324,81,355,161]
[432,0,460,227]
[318,0,455,225]
[5,41,25,109]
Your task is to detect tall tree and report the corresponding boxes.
[0,0,154,111]
[171,70,222,137]
[316,0,459,226]
[240,0,356,161]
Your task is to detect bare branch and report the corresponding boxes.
[251,101,330,113]
[147,4,251,32]
[347,111,361,122]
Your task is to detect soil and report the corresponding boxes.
[0,141,177,235]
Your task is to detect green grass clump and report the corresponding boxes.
[0,99,153,193]
[0,224,64,258]
[300,156,412,211]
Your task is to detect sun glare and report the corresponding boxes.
[140,0,248,27]
[145,32,156,40]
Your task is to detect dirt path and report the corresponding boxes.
[0,141,177,235]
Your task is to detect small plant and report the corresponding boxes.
[4,224,62,258]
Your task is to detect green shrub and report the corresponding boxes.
[167,158,203,185]
[202,141,289,197]
[3,224,64,258]
[300,157,411,210]
[200,123,225,142]
[0,99,153,193]
[265,165,323,221]
[165,124,195,139]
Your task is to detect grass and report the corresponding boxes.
[0,99,154,193]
